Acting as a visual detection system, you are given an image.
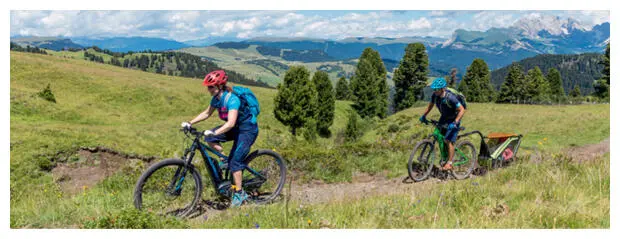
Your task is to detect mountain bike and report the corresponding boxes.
[407,119,477,182]
[133,126,287,217]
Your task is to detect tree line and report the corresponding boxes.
[490,52,605,96]
[10,42,47,55]
[76,47,272,88]
[273,43,610,141]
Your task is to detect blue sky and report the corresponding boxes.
[10,10,610,42]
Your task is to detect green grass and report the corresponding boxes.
[191,153,609,228]
[10,51,609,228]
[367,103,610,153]
[179,45,358,86]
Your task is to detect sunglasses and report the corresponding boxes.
[207,86,216,89]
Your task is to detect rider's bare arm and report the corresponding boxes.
[455,105,465,123]
[189,105,216,125]
[213,109,238,135]
[422,102,434,116]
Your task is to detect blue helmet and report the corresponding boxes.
[430,77,447,90]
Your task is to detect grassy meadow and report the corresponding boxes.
[179,45,358,86]
[10,51,609,228]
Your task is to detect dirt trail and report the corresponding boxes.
[287,174,434,205]
[50,138,609,218]
[285,137,610,205]
[51,148,154,195]
[564,138,610,162]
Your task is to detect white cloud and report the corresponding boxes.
[560,10,610,29]
[471,11,517,31]
[376,24,398,32]
[238,17,261,30]
[168,11,200,23]
[221,21,235,33]
[430,11,445,17]
[236,31,254,39]
[272,12,304,27]
[10,10,608,42]
[407,17,431,30]
[581,10,610,25]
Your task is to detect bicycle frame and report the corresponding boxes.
[429,127,470,167]
[178,131,268,198]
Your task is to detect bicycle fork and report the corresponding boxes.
[167,151,195,196]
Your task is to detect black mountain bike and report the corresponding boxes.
[407,120,477,182]
[133,127,286,217]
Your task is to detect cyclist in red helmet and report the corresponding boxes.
[181,70,259,207]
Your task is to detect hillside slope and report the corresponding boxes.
[490,53,604,95]
[10,52,609,228]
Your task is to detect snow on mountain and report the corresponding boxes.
[513,14,586,38]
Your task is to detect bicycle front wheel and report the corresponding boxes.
[408,139,438,182]
[242,150,287,204]
[133,159,203,217]
[451,140,477,180]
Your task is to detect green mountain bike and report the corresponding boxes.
[407,119,477,182]
[133,126,287,217]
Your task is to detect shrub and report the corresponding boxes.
[302,118,318,142]
[35,156,54,171]
[345,110,363,142]
[387,124,400,133]
[37,84,57,103]
[82,208,188,229]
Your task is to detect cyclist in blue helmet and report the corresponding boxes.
[419,77,467,171]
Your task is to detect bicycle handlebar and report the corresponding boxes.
[181,126,210,139]
[423,119,466,131]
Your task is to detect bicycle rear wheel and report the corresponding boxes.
[133,159,202,217]
[242,150,287,204]
[408,139,438,182]
[451,140,477,180]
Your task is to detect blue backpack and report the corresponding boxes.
[224,86,260,124]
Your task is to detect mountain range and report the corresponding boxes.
[71,37,191,52]
[10,16,609,78]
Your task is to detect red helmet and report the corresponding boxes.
[203,70,228,86]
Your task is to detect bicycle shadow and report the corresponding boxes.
[185,198,230,219]
[402,159,517,184]
[185,194,284,219]
[401,164,452,184]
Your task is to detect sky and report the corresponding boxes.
[9,10,610,42]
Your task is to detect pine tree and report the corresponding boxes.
[546,68,565,97]
[302,118,318,142]
[335,77,351,100]
[362,48,388,118]
[350,58,379,118]
[603,43,610,86]
[393,43,429,112]
[524,66,549,102]
[497,63,527,103]
[376,68,389,118]
[37,83,56,103]
[312,71,335,137]
[593,43,610,99]
[350,48,388,119]
[344,109,362,142]
[274,66,317,136]
[570,85,581,97]
[458,58,495,102]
